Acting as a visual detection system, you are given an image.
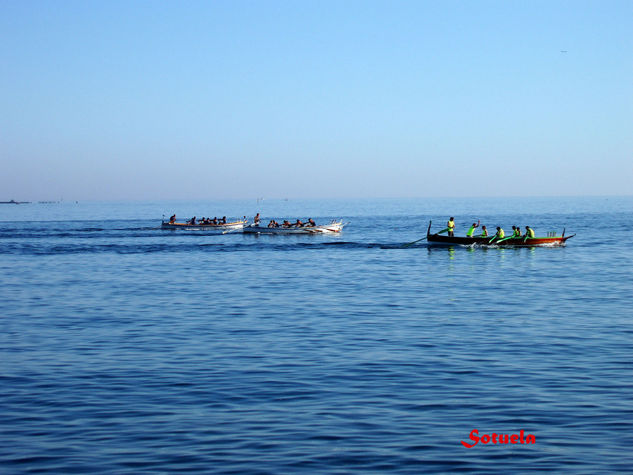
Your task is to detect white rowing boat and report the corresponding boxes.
[243,221,345,234]
[161,219,247,234]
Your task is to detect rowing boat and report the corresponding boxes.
[243,221,345,234]
[161,219,247,234]
[426,221,574,247]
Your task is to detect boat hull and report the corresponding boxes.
[426,234,572,247]
[243,221,344,234]
[161,221,246,233]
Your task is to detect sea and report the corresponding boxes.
[1,196,632,473]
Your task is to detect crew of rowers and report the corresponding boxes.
[168,214,230,225]
[253,213,316,228]
[447,217,535,239]
[266,218,317,228]
[197,216,228,225]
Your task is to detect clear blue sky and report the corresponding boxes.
[1,0,631,200]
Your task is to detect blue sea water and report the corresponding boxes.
[1,197,632,473]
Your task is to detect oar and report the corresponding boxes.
[436,228,449,234]
[488,232,512,243]
[496,235,516,243]
[402,236,427,248]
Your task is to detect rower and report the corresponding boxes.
[307,218,316,227]
[189,216,196,225]
[447,217,455,237]
[494,226,505,240]
[525,226,535,238]
[480,225,488,237]
[169,214,176,224]
[514,226,522,237]
[221,216,227,224]
[254,213,261,225]
[295,219,304,227]
[466,220,480,237]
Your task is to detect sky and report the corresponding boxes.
[1,0,631,201]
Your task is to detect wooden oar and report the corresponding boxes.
[402,236,427,248]
[489,232,514,243]
[496,235,516,243]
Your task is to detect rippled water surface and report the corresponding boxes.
[1,197,632,473]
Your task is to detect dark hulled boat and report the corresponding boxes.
[426,221,574,247]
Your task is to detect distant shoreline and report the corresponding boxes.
[0,200,62,204]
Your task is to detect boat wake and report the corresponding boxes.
[1,241,407,256]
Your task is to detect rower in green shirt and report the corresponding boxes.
[480,225,488,237]
[466,220,480,237]
[447,217,455,237]
[525,226,535,238]
[493,226,505,240]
